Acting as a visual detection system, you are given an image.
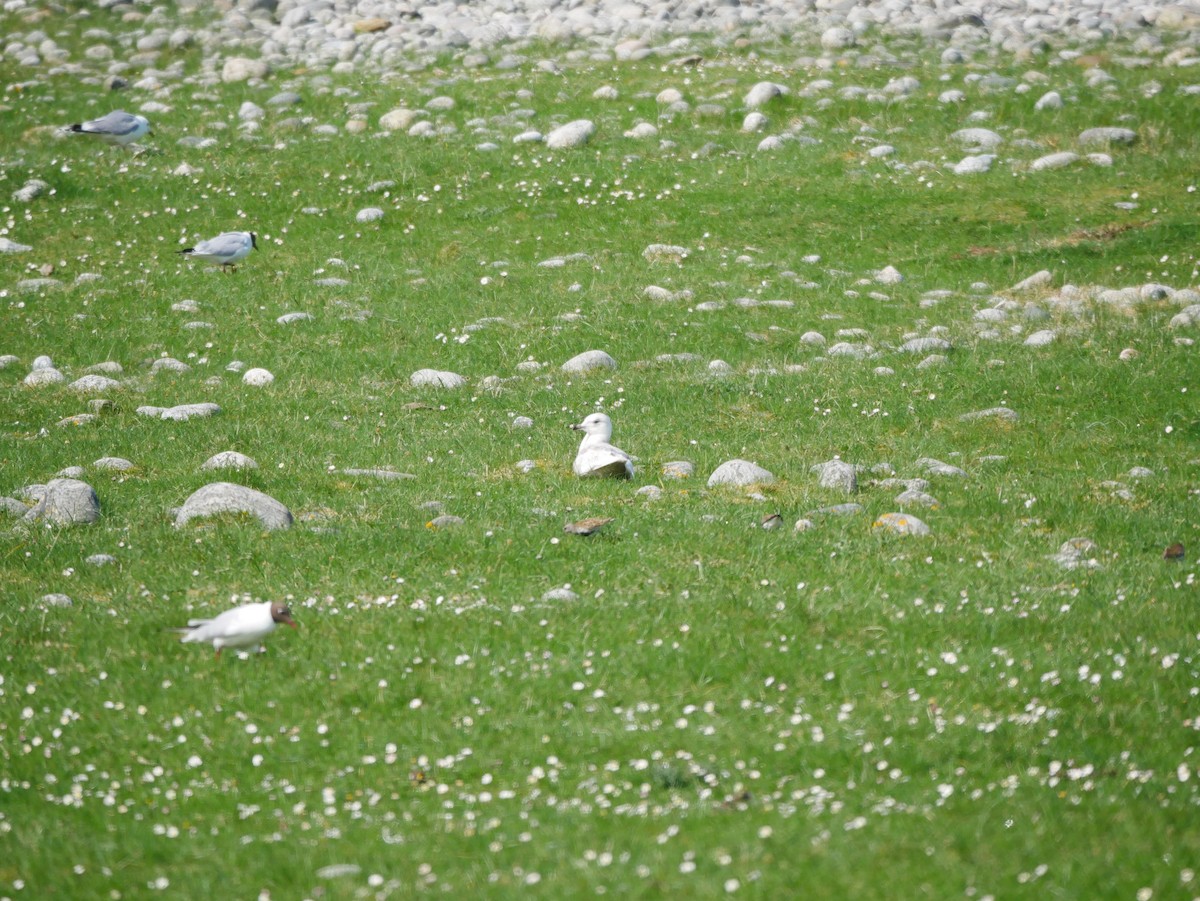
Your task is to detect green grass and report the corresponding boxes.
[2,7,1200,899]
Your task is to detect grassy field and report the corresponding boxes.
[2,6,1199,899]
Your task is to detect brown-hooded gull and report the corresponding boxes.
[177,231,258,270]
[570,412,634,479]
[67,110,152,146]
[175,600,297,658]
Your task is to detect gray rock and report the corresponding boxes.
[69,374,121,392]
[380,108,420,130]
[827,342,873,359]
[1011,270,1053,292]
[741,112,769,133]
[356,207,385,223]
[0,497,30,517]
[561,350,617,374]
[222,57,270,83]
[744,81,786,107]
[137,403,220,421]
[707,459,776,487]
[809,503,864,516]
[201,451,259,471]
[959,407,1019,422]
[814,460,857,494]
[0,237,33,253]
[17,278,60,293]
[895,489,940,508]
[41,593,73,608]
[277,312,313,324]
[151,357,191,374]
[1035,90,1064,110]
[410,369,466,388]
[542,587,579,602]
[916,458,968,477]
[427,514,464,529]
[23,478,100,525]
[24,368,66,387]
[953,154,995,174]
[821,26,855,50]
[951,128,1003,150]
[173,482,292,530]
[1030,151,1080,171]
[1024,329,1057,347]
[642,244,688,263]
[1169,304,1200,328]
[86,554,116,566]
[341,468,416,480]
[1050,537,1101,570]
[900,336,952,353]
[243,368,275,387]
[546,120,595,149]
[1078,127,1137,147]
[93,457,134,471]
[13,179,51,203]
[636,485,663,500]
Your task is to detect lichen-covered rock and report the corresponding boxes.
[872,512,931,535]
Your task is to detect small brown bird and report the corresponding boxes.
[1163,542,1185,562]
[760,513,783,530]
[564,517,614,536]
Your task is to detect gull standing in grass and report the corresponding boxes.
[177,231,258,270]
[570,412,635,479]
[66,110,152,146]
[175,600,297,659]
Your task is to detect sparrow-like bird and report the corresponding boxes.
[564,516,614,536]
[177,231,258,270]
[570,412,634,479]
[67,110,152,146]
[175,601,297,658]
[1163,542,1185,562]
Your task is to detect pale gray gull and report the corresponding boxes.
[177,231,258,269]
[67,110,151,146]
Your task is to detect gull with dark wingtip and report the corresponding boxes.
[66,110,152,146]
[177,231,258,270]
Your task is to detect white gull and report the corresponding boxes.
[570,412,634,479]
[175,600,297,658]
